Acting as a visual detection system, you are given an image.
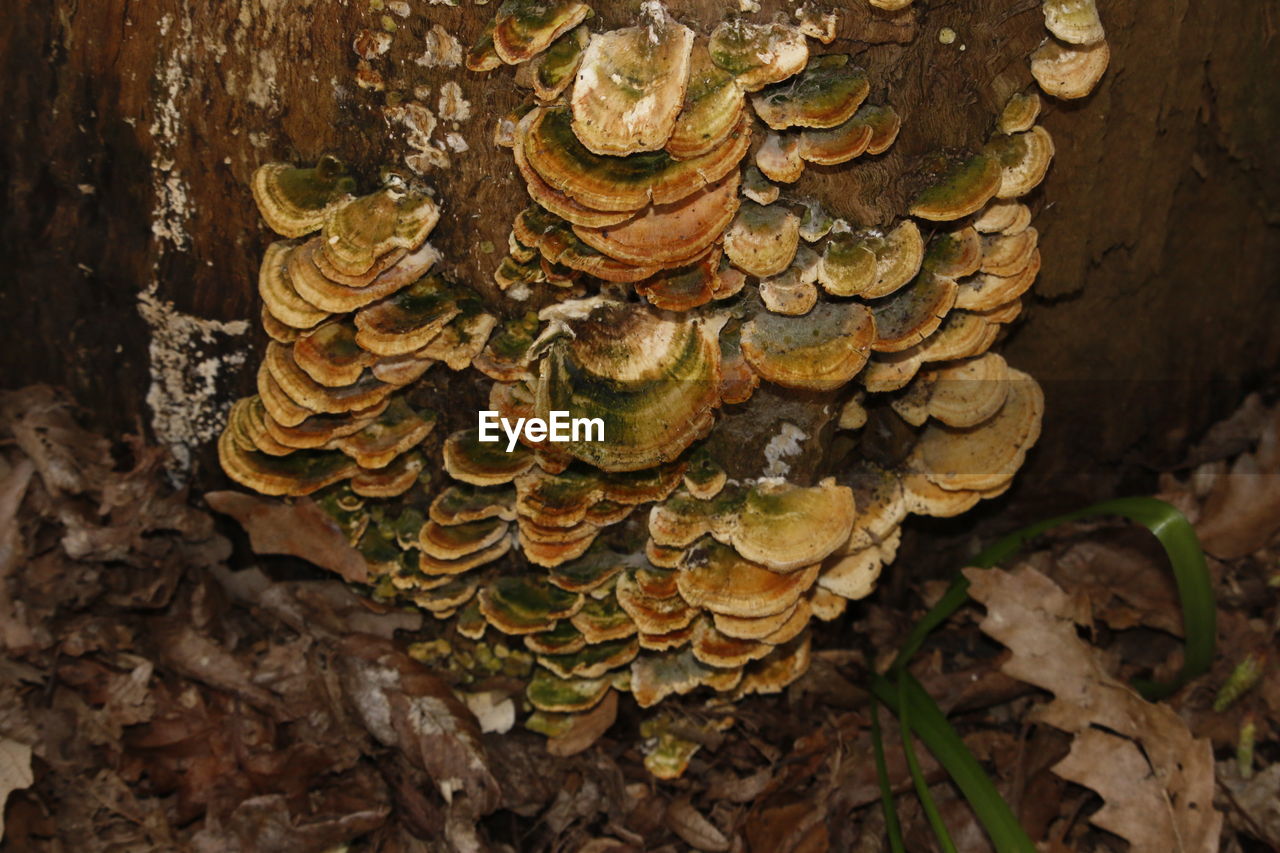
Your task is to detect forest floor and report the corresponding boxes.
[0,384,1276,853]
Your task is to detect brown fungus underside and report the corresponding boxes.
[215,0,1108,775]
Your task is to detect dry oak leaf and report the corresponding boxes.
[0,737,33,841]
[206,491,368,583]
[964,565,1223,853]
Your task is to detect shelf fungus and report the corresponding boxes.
[215,0,1103,776]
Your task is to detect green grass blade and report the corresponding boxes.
[873,673,1036,853]
[870,696,907,853]
[898,676,958,853]
[871,496,1214,851]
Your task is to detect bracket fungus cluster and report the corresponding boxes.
[216,0,1108,777]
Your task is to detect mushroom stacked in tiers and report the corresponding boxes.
[218,159,501,602]
[449,0,1053,750]
[216,0,1107,775]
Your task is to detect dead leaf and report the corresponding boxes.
[205,491,368,583]
[1218,762,1280,848]
[666,797,730,852]
[0,737,33,841]
[1195,449,1280,559]
[337,635,500,814]
[965,565,1223,853]
[547,690,617,757]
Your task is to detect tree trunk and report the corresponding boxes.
[3,0,1277,505]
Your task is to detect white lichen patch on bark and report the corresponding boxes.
[137,290,249,479]
[416,23,463,68]
[763,422,807,477]
[144,6,249,479]
[437,81,471,122]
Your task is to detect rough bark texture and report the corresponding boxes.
[2,1,1277,506]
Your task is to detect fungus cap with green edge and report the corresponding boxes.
[570,593,638,643]
[740,301,876,391]
[491,0,593,65]
[318,187,440,279]
[682,448,727,500]
[537,636,639,679]
[251,157,356,239]
[908,152,1002,221]
[924,225,983,279]
[417,535,513,577]
[418,517,510,561]
[532,24,589,102]
[292,320,375,388]
[751,54,869,131]
[665,41,745,160]
[217,428,357,496]
[533,304,723,472]
[630,648,741,708]
[520,106,751,213]
[473,311,540,383]
[870,268,959,353]
[635,248,723,312]
[988,126,1055,199]
[465,19,502,72]
[676,539,821,618]
[526,668,612,713]
[525,620,588,656]
[998,92,1041,134]
[479,575,585,635]
[514,140,634,228]
[443,427,536,486]
[429,484,518,526]
[728,479,856,571]
[353,273,463,357]
[334,397,437,469]
[417,310,497,371]
[350,450,424,498]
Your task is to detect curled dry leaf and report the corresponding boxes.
[666,797,730,852]
[337,634,500,814]
[0,737,33,842]
[965,565,1223,853]
[546,689,617,757]
[205,490,368,583]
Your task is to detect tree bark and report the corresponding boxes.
[2,0,1277,504]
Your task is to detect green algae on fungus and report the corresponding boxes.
[751,54,869,130]
[740,301,877,391]
[870,268,959,352]
[707,19,808,91]
[252,156,357,239]
[520,106,751,212]
[908,151,1002,221]
[480,575,585,635]
[491,0,593,65]
[353,273,463,356]
[534,303,722,472]
[665,41,745,160]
